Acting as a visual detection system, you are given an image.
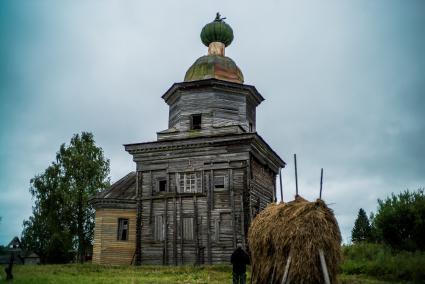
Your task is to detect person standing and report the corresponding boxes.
[230,243,250,284]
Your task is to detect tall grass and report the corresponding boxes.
[341,243,425,283]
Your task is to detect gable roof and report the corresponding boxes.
[90,172,137,209]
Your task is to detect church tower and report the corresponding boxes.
[91,14,285,266]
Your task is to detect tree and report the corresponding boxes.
[368,212,380,243]
[56,132,110,262]
[351,208,372,243]
[373,189,425,251]
[21,132,110,263]
[22,163,72,263]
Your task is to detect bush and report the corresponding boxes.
[341,243,425,282]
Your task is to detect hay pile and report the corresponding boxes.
[248,196,342,284]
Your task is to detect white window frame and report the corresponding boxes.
[177,172,201,193]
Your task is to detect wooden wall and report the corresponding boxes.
[92,208,136,265]
[138,164,247,265]
[249,157,276,220]
[158,89,256,140]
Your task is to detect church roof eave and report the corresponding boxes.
[161,79,264,106]
[124,132,285,172]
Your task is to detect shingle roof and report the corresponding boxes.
[95,172,137,200]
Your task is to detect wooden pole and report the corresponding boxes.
[319,168,324,199]
[270,263,276,284]
[281,255,292,284]
[294,154,298,196]
[279,168,283,202]
[319,249,331,284]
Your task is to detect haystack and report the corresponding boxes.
[248,196,342,284]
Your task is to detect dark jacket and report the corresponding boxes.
[230,247,250,274]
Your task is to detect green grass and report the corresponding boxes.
[2,244,422,283]
[3,244,423,284]
[2,264,234,284]
[0,264,401,284]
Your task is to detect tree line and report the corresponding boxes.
[21,132,110,263]
[351,188,425,251]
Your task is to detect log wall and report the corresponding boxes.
[92,208,136,265]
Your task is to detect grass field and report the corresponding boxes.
[0,264,401,284]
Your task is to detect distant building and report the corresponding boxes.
[90,14,285,265]
[0,237,40,265]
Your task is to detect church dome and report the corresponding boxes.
[184,13,244,84]
[200,14,234,47]
[184,55,244,83]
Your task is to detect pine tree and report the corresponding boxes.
[351,208,372,243]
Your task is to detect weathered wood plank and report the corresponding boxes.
[230,169,236,247]
[149,171,153,224]
[193,195,199,265]
[207,171,212,264]
[173,197,177,265]
[164,197,168,265]
[179,196,183,264]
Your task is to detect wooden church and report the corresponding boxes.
[90,14,285,266]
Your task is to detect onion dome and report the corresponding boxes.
[184,55,244,83]
[184,13,244,84]
[200,13,234,47]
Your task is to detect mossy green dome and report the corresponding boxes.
[200,13,234,47]
[184,55,244,83]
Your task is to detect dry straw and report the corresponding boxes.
[248,196,342,284]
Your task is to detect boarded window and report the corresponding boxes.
[177,172,201,193]
[117,218,129,241]
[190,114,202,130]
[214,175,226,190]
[158,179,167,192]
[154,215,164,241]
[182,217,194,241]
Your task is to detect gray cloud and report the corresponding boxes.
[1,0,424,244]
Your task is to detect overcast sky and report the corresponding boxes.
[1,0,424,245]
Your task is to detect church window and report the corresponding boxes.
[178,172,201,193]
[117,218,129,241]
[158,179,167,192]
[154,215,164,241]
[191,114,202,130]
